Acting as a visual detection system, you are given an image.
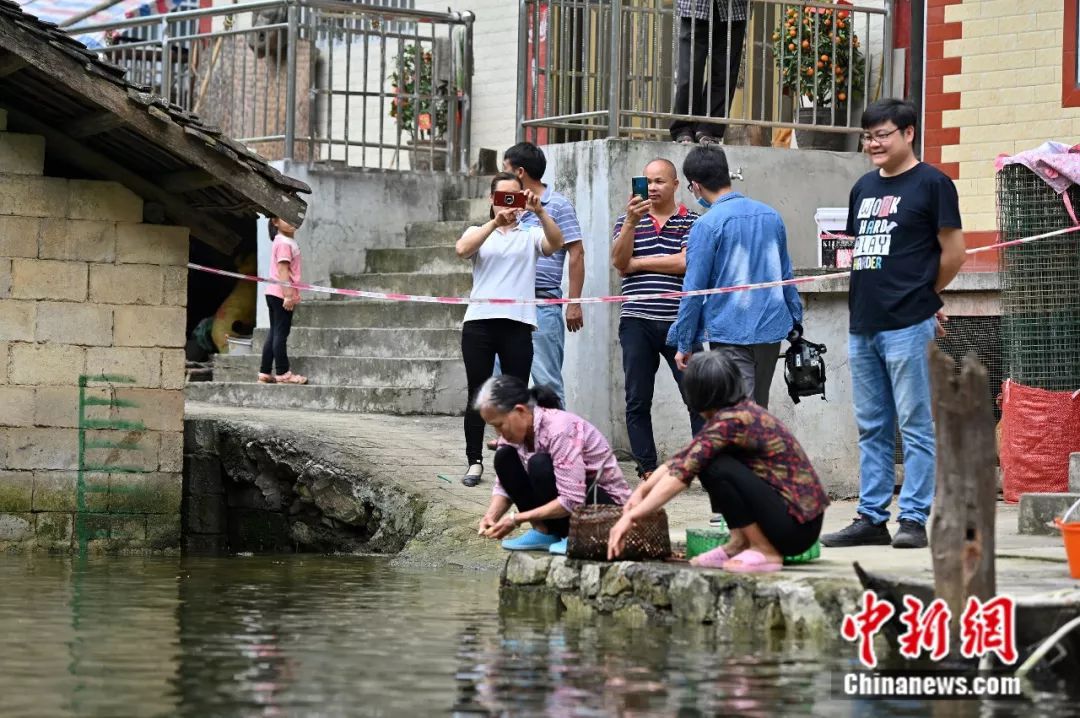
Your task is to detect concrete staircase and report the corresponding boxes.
[186,195,492,414]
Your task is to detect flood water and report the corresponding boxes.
[0,555,1075,717]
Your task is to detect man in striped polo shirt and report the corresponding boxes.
[612,159,705,479]
[506,142,585,408]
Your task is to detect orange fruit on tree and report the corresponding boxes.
[837,92,847,102]
[821,54,830,62]
[801,39,810,48]
[806,67,815,76]
[788,43,796,51]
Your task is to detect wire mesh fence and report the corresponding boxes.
[997,164,1080,391]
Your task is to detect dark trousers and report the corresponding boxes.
[670,14,747,140]
[619,317,705,475]
[494,447,617,538]
[462,319,533,465]
[259,295,294,375]
[699,455,822,556]
[709,342,782,408]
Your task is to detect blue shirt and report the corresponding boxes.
[520,185,583,292]
[612,204,698,322]
[667,192,803,352]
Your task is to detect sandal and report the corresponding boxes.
[723,549,782,574]
[257,373,275,383]
[695,132,720,146]
[689,545,733,569]
[274,371,308,385]
[674,133,694,145]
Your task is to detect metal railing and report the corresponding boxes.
[69,0,475,172]
[516,0,892,147]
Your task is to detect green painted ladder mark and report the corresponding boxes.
[76,374,146,554]
[82,397,140,409]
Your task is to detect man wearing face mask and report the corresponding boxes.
[667,146,803,409]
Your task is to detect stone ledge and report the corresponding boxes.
[794,269,1001,294]
[1019,492,1080,535]
[500,553,862,638]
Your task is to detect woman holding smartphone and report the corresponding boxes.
[456,172,565,487]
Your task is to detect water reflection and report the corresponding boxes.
[0,556,1075,717]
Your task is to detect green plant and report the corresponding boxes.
[389,44,449,141]
[772,0,866,106]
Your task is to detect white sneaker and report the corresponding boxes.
[462,463,483,487]
[709,514,727,528]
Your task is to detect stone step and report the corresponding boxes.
[0,132,45,175]
[1018,492,1080,536]
[331,271,472,298]
[405,220,471,248]
[215,354,467,391]
[442,197,491,222]
[185,381,462,415]
[365,245,467,274]
[251,326,461,358]
[291,300,465,329]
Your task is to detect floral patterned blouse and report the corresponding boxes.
[665,401,828,523]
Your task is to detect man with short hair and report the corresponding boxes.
[669,145,803,410]
[611,158,704,480]
[504,142,585,408]
[820,98,966,550]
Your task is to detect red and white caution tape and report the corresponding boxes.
[187,223,1080,306]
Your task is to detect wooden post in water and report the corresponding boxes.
[929,347,997,650]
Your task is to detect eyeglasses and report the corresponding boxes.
[861,128,901,144]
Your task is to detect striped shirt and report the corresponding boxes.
[676,0,749,21]
[613,204,698,321]
[520,185,583,292]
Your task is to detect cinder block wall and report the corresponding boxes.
[0,112,189,552]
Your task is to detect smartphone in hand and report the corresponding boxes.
[631,176,648,201]
[495,191,527,209]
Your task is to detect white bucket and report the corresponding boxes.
[815,207,851,268]
[226,335,253,355]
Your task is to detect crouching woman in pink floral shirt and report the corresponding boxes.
[608,351,828,573]
[476,375,631,555]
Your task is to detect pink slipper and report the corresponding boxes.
[723,549,782,574]
[274,371,308,385]
[257,373,275,383]
[689,546,732,568]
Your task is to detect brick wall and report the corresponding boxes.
[0,113,189,552]
[926,0,1079,268]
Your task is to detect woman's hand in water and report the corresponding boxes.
[607,514,634,560]
[483,514,518,540]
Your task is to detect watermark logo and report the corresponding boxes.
[840,591,1018,669]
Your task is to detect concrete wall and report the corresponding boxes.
[0,117,188,552]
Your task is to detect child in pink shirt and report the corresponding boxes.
[259,217,307,384]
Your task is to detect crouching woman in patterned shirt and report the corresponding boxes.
[608,351,828,572]
[475,375,632,555]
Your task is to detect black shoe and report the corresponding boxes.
[820,515,892,547]
[892,519,928,549]
[462,463,483,487]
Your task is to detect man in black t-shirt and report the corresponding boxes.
[821,99,966,550]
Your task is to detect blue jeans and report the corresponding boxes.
[492,290,566,407]
[848,315,937,525]
[531,290,566,407]
[620,317,705,475]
